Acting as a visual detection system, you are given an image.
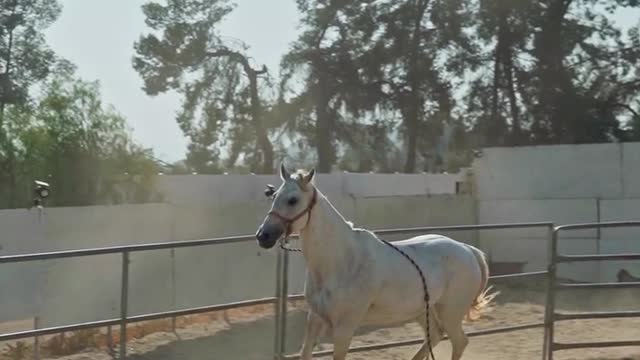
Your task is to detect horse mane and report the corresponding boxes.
[291,171,361,232]
[291,169,315,190]
[292,169,308,181]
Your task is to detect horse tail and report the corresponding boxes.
[465,245,499,321]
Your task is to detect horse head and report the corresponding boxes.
[255,163,317,249]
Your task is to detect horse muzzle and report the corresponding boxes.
[255,224,283,249]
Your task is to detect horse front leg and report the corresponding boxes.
[331,322,358,360]
[300,311,325,360]
[330,306,369,360]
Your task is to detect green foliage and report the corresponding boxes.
[467,0,640,147]
[0,74,161,208]
[0,0,161,208]
[0,0,65,108]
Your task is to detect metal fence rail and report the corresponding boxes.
[277,222,555,360]
[0,297,278,342]
[0,234,261,359]
[0,234,256,264]
[0,222,547,359]
[543,221,640,360]
[3,220,638,360]
[282,322,546,359]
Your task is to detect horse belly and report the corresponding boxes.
[362,247,448,326]
[362,288,425,326]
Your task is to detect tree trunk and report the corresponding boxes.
[247,67,274,174]
[403,98,420,173]
[490,47,502,146]
[315,75,334,173]
[206,49,274,173]
[403,0,430,173]
[505,52,521,145]
[0,0,18,208]
[535,0,572,142]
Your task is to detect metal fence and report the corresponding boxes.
[542,221,640,360]
[0,234,264,359]
[1,220,638,360]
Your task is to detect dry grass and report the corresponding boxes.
[0,305,276,360]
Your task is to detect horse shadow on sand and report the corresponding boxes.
[126,312,308,360]
[125,309,402,360]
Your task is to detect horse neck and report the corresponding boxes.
[299,189,356,275]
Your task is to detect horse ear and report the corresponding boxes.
[279,163,290,180]
[302,168,316,185]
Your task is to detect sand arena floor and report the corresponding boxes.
[2,283,639,360]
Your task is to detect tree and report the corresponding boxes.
[529,0,640,144]
[1,73,161,208]
[466,0,536,147]
[344,0,475,172]
[281,0,463,173]
[133,0,275,174]
[465,0,640,147]
[0,0,63,114]
[279,1,367,173]
[0,0,72,206]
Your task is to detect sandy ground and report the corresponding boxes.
[2,284,639,360]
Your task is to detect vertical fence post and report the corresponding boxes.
[170,248,177,333]
[273,248,284,360]
[107,326,113,356]
[273,246,290,360]
[33,317,40,360]
[542,226,559,360]
[278,249,290,357]
[119,251,130,360]
[169,209,178,334]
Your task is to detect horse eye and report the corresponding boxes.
[287,197,298,206]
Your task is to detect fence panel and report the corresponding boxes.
[543,221,640,360]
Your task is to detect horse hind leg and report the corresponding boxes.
[410,308,444,360]
[446,326,468,360]
[438,303,469,360]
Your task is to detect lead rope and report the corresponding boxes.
[380,239,436,360]
[279,237,435,360]
[279,236,302,252]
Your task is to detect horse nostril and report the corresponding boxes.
[257,230,270,242]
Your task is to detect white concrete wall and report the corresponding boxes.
[4,141,639,332]
[0,174,475,329]
[622,143,640,198]
[473,142,640,282]
[155,172,464,206]
[598,199,640,281]
[473,143,624,200]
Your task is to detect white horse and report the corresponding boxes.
[255,165,497,360]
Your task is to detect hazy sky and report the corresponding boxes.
[45,1,639,163]
[45,0,299,162]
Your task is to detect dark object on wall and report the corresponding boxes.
[617,269,640,282]
[264,184,276,199]
[31,180,50,208]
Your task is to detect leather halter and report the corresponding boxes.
[268,187,318,238]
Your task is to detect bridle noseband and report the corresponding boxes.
[268,187,318,239]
